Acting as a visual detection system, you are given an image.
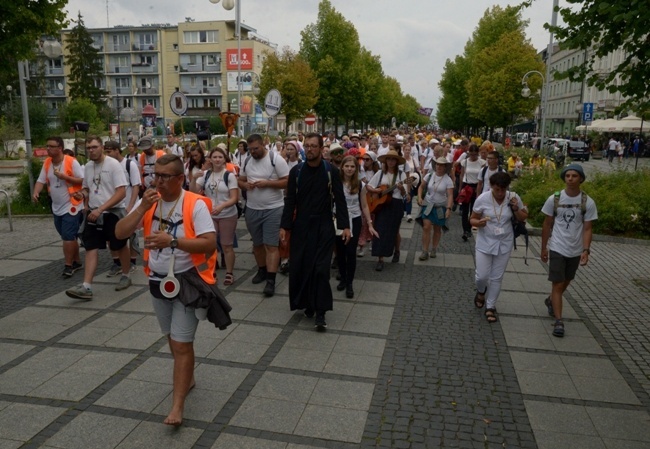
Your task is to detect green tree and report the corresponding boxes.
[299,0,361,131]
[258,48,319,134]
[437,57,472,130]
[65,12,106,106]
[0,0,68,107]
[465,30,544,131]
[543,0,650,112]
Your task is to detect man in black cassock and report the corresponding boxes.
[280,132,350,330]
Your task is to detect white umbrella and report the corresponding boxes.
[618,115,644,133]
[594,118,623,132]
[580,119,606,132]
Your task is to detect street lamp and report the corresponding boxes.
[521,70,546,151]
[209,0,242,136]
[5,85,13,109]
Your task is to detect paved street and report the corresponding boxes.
[0,208,649,449]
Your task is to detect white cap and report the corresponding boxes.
[429,138,440,145]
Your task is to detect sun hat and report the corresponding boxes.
[408,171,421,188]
[329,142,345,155]
[137,136,153,150]
[429,138,440,146]
[434,157,451,165]
[377,149,406,165]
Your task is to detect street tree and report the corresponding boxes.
[65,12,106,106]
[0,0,68,106]
[258,47,319,134]
[437,56,472,131]
[541,0,650,112]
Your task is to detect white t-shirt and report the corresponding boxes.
[287,159,300,170]
[166,143,183,160]
[404,155,419,172]
[343,183,362,220]
[461,158,486,184]
[478,166,503,194]
[141,153,159,188]
[421,148,434,170]
[120,157,142,211]
[368,170,407,200]
[423,173,453,205]
[196,169,238,218]
[132,191,215,277]
[473,191,524,255]
[377,145,390,157]
[37,157,84,216]
[83,156,127,210]
[233,150,248,169]
[542,190,598,257]
[240,151,289,210]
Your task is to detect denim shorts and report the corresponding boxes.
[53,213,82,241]
[150,296,199,343]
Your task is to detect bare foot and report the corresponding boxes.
[164,409,183,427]
[188,378,196,393]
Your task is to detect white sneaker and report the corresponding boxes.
[356,246,365,258]
[407,215,413,223]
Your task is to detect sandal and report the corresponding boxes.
[485,308,498,323]
[552,319,564,338]
[224,273,235,286]
[474,290,486,308]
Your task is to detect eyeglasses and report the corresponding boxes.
[153,172,182,182]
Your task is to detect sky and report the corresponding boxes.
[62,0,557,114]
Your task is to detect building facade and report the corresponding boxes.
[46,20,276,136]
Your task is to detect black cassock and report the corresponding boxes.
[280,160,349,313]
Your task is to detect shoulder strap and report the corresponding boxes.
[580,191,587,220]
[224,170,229,187]
[125,158,132,186]
[295,162,305,195]
[242,154,251,173]
[553,191,561,216]
[480,165,488,180]
[203,170,212,188]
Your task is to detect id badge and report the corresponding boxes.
[493,227,504,235]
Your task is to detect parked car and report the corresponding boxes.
[565,140,590,161]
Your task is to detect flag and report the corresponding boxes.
[418,107,433,116]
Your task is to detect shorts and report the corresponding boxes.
[150,295,199,343]
[548,250,581,283]
[82,212,128,251]
[54,213,82,241]
[245,206,283,247]
[213,214,238,246]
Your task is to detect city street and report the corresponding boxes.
[0,209,649,449]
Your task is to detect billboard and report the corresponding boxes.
[226,48,253,70]
[226,72,255,92]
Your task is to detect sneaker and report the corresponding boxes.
[462,233,469,242]
[65,284,93,300]
[391,251,400,263]
[71,261,83,273]
[552,319,565,338]
[62,265,74,278]
[115,275,132,291]
[356,246,365,258]
[315,313,327,330]
[430,248,437,259]
[129,264,137,274]
[375,261,384,271]
[106,264,122,277]
[279,262,290,275]
[252,268,267,284]
[263,280,275,297]
[418,251,429,261]
[544,296,554,317]
[346,284,354,298]
[406,215,413,223]
[336,281,346,291]
[304,309,315,319]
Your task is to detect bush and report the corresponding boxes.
[0,158,51,215]
[512,166,650,239]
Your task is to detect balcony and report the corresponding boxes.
[46,67,64,76]
[132,42,158,51]
[134,87,159,95]
[108,66,132,74]
[110,87,133,95]
[91,44,104,52]
[45,88,65,97]
[108,43,131,53]
[181,87,220,95]
[132,63,157,74]
[179,64,220,73]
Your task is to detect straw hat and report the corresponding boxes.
[329,142,345,155]
[377,149,406,165]
[434,157,451,165]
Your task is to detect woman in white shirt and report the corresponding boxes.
[190,147,239,286]
[402,144,420,222]
[417,157,454,260]
[367,150,408,271]
[336,156,377,297]
[284,141,301,170]
[458,143,486,241]
[470,172,527,323]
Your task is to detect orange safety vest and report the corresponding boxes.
[142,191,216,284]
[43,155,83,206]
[139,150,166,176]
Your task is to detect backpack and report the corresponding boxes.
[202,170,242,218]
[553,191,587,221]
[125,158,133,187]
[509,192,528,265]
[479,165,503,184]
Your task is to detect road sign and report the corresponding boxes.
[582,102,594,124]
[170,91,188,116]
[305,114,316,125]
[264,89,281,117]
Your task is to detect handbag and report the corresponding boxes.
[509,194,529,265]
[456,185,474,205]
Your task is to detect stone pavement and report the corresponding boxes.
[0,209,649,449]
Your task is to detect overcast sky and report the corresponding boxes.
[63,0,556,113]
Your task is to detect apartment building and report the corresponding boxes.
[39,20,275,132]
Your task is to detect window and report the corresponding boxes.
[140,55,153,65]
[190,77,197,88]
[50,101,59,110]
[49,58,62,69]
[188,54,197,66]
[203,77,217,87]
[115,78,130,88]
[140,33,154,45]
[141,99,158,108]
[116,56,129,67]
[206,54,218,65]
[202,98,217,108]
[94,78,104,89]
[183,30,218,43]
[112,34,128,45]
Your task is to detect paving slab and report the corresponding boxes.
[44,412,140,449]
[38,283,139,310]
[294,405,367,443]
[0,403,65,442]
[230,396,305,434]
[211,433,288,449]
[0,259,50,277]
[9,245,67,261]
[0,342,34,366]
[114,420,202,449]
[95,378,171,413]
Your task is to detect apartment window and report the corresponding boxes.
[140,34,154,45]
[206,54,218,65]
[50,101,59,110]
[141,99,158,108]
[115,78,130,88]
[188,55,198,66]
[140,55,153,65]
[183,30,218,43]
[190,77,197,88]
[49,59,62,69]
[203,77,217,87]
[112,34,128,45]
[203,98,217,108]
[94,78,104,89]
[116,56,129,67]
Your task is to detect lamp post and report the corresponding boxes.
[6,85,13,109]
[521,70,546,152]
[209,0,241,136]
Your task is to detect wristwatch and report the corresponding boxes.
[170,238,179,249]
[582,248,590,254]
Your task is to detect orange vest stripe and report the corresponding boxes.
[142,191,216,284]
[43,155,83,205]
[139,150,166,175]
